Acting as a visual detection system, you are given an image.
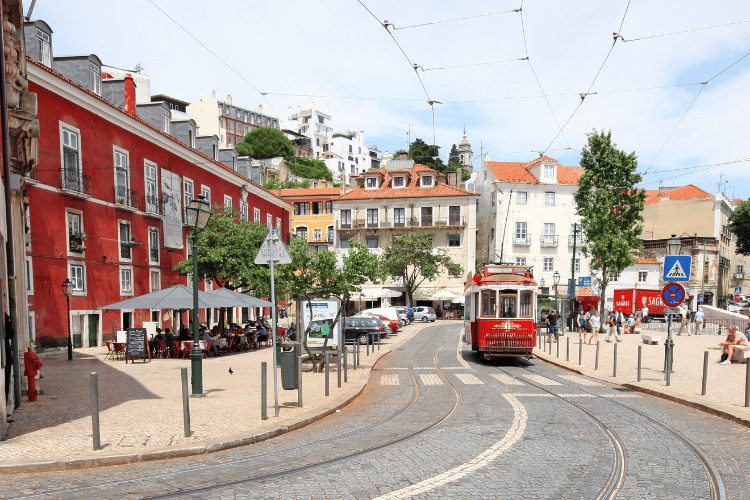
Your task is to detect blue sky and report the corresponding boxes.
[33,0,750,199]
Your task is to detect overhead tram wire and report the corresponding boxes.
[622,19,750,43]
[145,0,280,122]
[390,8,520,30]
[417,57,527,72]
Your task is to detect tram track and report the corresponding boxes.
[502,360,726,500]
[7,325,464,500]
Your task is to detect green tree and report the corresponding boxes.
[408,138,446,173]
[379,231,463,306]
[728,200,750,255]
[448,144,460,164]
[263,178,311,190]
[285,156,333,181]
[575,130,646,327]
[236,127,295,159]
[281,240,380,371]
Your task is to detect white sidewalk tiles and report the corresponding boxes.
[519,373,562,386]
[455,373,484,385]
[490,374,526,385]
[419,374,443,386]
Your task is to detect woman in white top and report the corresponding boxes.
[588,310,601,344]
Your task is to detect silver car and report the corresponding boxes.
[413,306,437,322]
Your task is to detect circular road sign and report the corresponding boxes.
[662,282,686,307]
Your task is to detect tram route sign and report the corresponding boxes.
[661,282,686,307]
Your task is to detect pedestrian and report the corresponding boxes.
[577,309,587,342]
[626,314,635,334]
[615,310,623,337]
[641,305,649,323]
[605,311,621,342]
[4,314,14,408]
[718,325,750,364]
[677,305,690,335]
[745,317,750,341]
[546,309,558,343]
[694,307,705,335]
[588,310,601,344]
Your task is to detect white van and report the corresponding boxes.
[361,307,405,327]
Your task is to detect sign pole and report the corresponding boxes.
[270,230,279,418]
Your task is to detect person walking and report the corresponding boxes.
[546,309,559,343]
[588,310,601,344]
[642,305,649,323]
[577,309,587,342]
[605,311,621,342]
[694,307,705,335]
[677,305,690,335]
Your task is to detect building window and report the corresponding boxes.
[421,175,433,187]
[201,186,211,206]
[325,201,333,214]
[327,226,333,242]
[543,223,555,246]
[114,148,130,197]
[366,177,377,188]
[610,273,620,282]
[366,208,378,227]
[340,237,350,249]
[340,209,352,227]
[240,203,248,221]
[254,208,261,223]
[449,206,461,225]
[517,192,527,204]
[575,259,581,272]
[545,192,555,205]
[394,207,405,226]
[267,213,272,228]
[67,211,84,253]
[638,271,648,283]
[366,236,379,248]
[36,29,51,66]
[490,227,495,240]
[544,165,554,178]
[448,234,461,248]
[183,178,193,222]
[150,270,160,293]
[312,202,323,215]
[295,202,310,215]
[145,162,158,214]
[276,217,281,231]
[61,126,81,190]
[393,176,405,188]
[163,107,170,133]
[119,222,132,261]
[148,228,159,264]
[421,206,433,226]
[90,62,101,95]
[543,258,554,272]
[515,257,526,266]
[120,266,133,294]
[224,195,232,209]
[69,263,85,292]
[491,193,496,206]
[313,228,322,241]
[515,222,527,239]
[296,227,308,241]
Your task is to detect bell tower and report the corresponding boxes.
[458,127,473,169]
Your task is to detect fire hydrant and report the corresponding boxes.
[23,349,43,402]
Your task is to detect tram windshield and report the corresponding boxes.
[481,290,496,317]
[499,295,516,318]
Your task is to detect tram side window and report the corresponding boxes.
[520,291,533,318]
[499,295,517,318]
[481,290,496,317]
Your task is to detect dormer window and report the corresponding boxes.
[393,176,405,188]
[366,177,378,189]
[544,164,555,178]
[89,62,101,95]
[36,29,51,67]
[421,175,433,187]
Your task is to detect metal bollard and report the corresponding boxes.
[701,351,709,396]
[595,342,600,370]
[343,345,348,383]
[745,361,750,408]
[578,338,583,365]
[297,355,303,407]
[378,332,381,350]
[666,345,672,386]
[566,337,570,362]
[637,345,642,382]
[337,350,342,389]
[556,337,560,358]
[325,352,330,397]
[356,340,360,368]
[366,336,370,356]
[90,372,101,451]
[261,361,268,420]
[181,367,191,437]
[613,342,618,377]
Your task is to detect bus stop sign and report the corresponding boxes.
[661,282,686,307]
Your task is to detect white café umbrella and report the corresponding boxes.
[208,288,273,308]
[432,290,457,301]
[452,296,466,304]
[378,289,403,298]
[97,284,231,311]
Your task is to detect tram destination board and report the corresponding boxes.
[125,328,150,363]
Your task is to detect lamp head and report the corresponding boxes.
[666,234,681,256]
[62,278,73,297]
[186,195,212,230]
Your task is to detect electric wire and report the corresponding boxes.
[622,19,750,42]
[419,56,527,72]
[391,8,520,30]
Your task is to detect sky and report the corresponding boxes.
[32,0,750,199]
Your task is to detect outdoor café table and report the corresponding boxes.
[181,341,193,358]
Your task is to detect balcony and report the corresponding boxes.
[145,195,165,217]
[720,256,731,268]
[736,273,744,279]
[568,234,585,246]
[721,225,733,240]
[61,170,92,197]
[336,215,465,230]
[120,242,133,260]
[114,186,138,211]
[68,232,86,253]
[366,218,379,229]
[513,235,532,246]
[540,235,559,247]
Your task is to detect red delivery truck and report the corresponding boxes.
[613,288,666,323]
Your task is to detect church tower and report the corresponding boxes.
[458,127,473,169]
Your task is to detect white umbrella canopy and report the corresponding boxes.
[97,285,230,311]
[208,288,273,308]
[378,289,402,298]
[452,296,466,304]
[432,290,457,301]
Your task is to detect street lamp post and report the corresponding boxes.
[185,195,212,397]
[553,271,561,331]
[62,278,73,361]
[664,234,682,376]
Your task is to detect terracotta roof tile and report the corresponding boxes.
[634,257,660,265]
[275,188,343,197]
[486,158,582,185]
[644,185,712,205]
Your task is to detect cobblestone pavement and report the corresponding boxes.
[1,324,750,499]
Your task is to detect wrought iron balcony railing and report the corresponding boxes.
[114,186,138,210]
[61,169,92,196]
[513,235,532,246]
[540,235,559,247]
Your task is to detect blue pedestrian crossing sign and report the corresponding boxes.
[663,256,691,282]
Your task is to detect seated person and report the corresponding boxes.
[626,315,635,334]
[163,328,175,342]
[719,325,750,364]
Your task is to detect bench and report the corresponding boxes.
[641,334,661,345]
[730,346,750,364]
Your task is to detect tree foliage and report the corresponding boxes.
[407,138,446,173]
[285,156,333,181]
[728,200,750,255]
[379,231,463,306]
[448,144,460,164]
[236,127,295,159]
[574,130,646,324]
[263,177,311,190]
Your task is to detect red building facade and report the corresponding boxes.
[26,60,291,348]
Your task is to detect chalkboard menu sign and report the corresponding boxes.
[125,328,151,363]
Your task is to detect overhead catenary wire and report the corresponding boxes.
[622,19,750,43]
[417,57,527,72]
[390,8,520,30]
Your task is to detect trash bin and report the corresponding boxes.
[279,342,300,390]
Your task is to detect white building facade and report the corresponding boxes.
[189,92,280,148]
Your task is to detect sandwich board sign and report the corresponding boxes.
[254,229,292,265]
[663,256,691,282]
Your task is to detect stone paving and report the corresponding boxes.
[0,321,436,470]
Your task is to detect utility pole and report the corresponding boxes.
[570,225,578,330]
[403,122,413,150]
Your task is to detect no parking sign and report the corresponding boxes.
[661,282,686,307]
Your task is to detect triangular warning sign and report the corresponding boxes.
[666,259,688,279]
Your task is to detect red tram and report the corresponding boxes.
[464,264,539,360]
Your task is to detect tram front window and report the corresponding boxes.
[500,295,517,318]
[481,290,496,317]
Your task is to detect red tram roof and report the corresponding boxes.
[479,273,537,286]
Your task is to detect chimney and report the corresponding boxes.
[257,104,263,114]
[321,178,327,188]
[124,74,137,117]
[212,90,216,99]
[226,94,232,105]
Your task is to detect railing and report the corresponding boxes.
[120,242,132,260]
[114,186,138,210]
[568,235,585,246]
[735,273,744,279]
[720,256,731,268]
[69,233,85,253]
[335,216,465,229]
[366,218,379,228]
[513,235,532,246]
[145,195,164,216]
[540,235,559,247]
[721,225,732,240]
[61,170,92,196]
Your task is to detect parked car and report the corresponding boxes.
[362,307,404,328]
[393,307,411,324]
[362,312,399,333]
[344,316,385,344]
[413,306,437,322]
